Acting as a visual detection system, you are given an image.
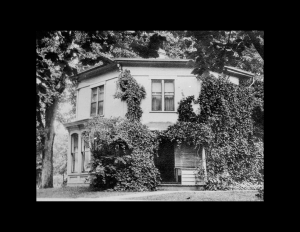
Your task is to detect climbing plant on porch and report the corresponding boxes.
[161,74,263,190]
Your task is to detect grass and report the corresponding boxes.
[37,186,134,198]
[37,186,262,201]
[126,190,261,201]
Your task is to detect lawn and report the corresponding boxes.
[37,186,134,198]
[37,187,262,201]
[125,190,261,201]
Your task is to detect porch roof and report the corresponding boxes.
[63,118,90,130]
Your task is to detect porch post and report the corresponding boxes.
[202,146,207,182]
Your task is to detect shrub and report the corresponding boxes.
[256,186,264,199]
[83,116,161,191]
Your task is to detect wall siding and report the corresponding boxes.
[174,143,201,168]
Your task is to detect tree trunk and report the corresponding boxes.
[202,147,208,182]
[41,98,59,188]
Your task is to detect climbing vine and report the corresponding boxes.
[114,70,146,122]
[177,95,198,123]
[161,74,263,190]
[83,116,161,191]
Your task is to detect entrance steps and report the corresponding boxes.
[158,182,206,191]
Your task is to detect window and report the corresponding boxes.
[91,85,104,116]
[71,134,78,173]
[81,137,90,173]
[152,80,174,111]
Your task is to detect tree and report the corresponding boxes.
[181,30,264,76]
[36,31,169,188]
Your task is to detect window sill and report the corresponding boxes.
[90,115,104,118]
[149,111,177,113]
[69,172,89,176]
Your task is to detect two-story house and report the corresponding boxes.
[63,58,254,187]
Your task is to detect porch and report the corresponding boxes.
[154,139,206,187]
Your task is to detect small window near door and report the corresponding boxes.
[81,137,90,173]
[71,133,78,173]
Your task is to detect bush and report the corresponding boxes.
[83,116,161,191]
[256,186,264,199]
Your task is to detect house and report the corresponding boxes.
[63,57,254,187]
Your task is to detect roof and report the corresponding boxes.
[73,58,253,82]
[74,58,194,81]
[64,119,175,131]
[114,58,193,68]
[223,66,254,79]
[63,119,90,129]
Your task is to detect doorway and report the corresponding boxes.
[154,139,176,182]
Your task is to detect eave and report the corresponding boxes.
[113,58,193,68]
[76,63,119,82]
[223,66,254,80]
[63,118,90,130]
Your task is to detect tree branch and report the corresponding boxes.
[246,31,264,60]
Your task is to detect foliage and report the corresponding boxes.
[161,73,263,190]
[251,80,264,141]
[177,96,198,123]
[256,186,264,199]
[53,133,68,177]
[114,70,146,122]
[184,30,264,76]
[36,30,170,188]
[163,121,213,148]
[82,116,161,191]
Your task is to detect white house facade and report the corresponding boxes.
[63,58,253,186]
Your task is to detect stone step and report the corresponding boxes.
[158,182,206,191]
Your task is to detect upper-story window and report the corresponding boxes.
[152,79,174,111]
[91,85,104,116]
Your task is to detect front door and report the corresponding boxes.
[154,139,175,182]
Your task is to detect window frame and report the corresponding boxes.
[81,136,90,173]
[151,79,175,112]
[90,85,105,117]
[71,133,79,173]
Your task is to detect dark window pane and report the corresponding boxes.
[91,88,97,102]
[71,153,75,172]
[152,95,162,111]
[91,102,96,116]
[82,152,85,172]
[74,152,78,172]
[98,101,103,115]
[71,134,78,152]
[165,95,174,111]
[71,134,79,173]
[99,92,104,101]
[99,85,104,93]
